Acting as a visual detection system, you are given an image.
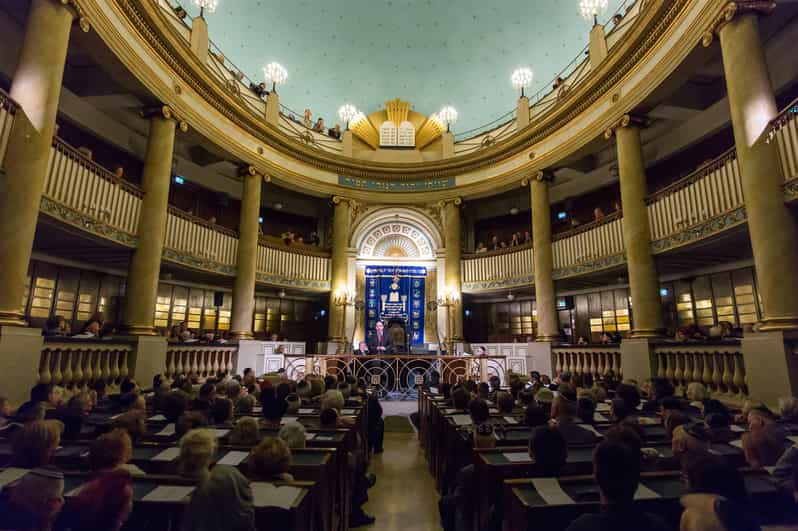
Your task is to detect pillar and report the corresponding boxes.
[441,131,455,159]
[265,91,280,126]
[516,96,530,130]
[712,6,798,331]
[589,24,609,68]
[121,107,185,335]
[0,0,75,326]
[441,198,463,341]
[189,15,209,64]
[328,196,354,341]
[607,115,664,337]
[230,166,265,339]
[527,172,559,341]
[342,129,353,157]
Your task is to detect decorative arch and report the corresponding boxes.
[351,207,442,260]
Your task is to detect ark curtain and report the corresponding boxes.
[364,266,426,345]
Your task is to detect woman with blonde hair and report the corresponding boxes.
[11,419,63,468]
[249,437,294,482]
[229,417,260,447]
[179,429,255,531]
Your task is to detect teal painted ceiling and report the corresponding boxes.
[195,0,626,135]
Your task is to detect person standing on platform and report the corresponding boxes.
[368,321,394,354]
[354,341,371,355]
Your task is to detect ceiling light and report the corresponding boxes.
[437,105,458,132]
[338,104,358,129]
[507,293,515,301]
[579,0,608,25]
[510,207,519,215]
[273,202,283,210]
[263,62,288,92]
[278,289,286,298]
[511,67,534,97]
[192,0,218,18]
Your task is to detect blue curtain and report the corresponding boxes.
[365,265,426,345]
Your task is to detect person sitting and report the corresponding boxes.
[551,389,596,445]
[328,123,342,139]
[686,382,708,412]
[495,392,514,415]
[68,467,134,531]
[451,387,471,412]
[89,428,145,476]
[176,411,209,439]
[11,419,63,468]
[477,382,490,400]
[687,454,750,506]
[672,423,711,480]
[703,400,736,443]
[665,410,690,439]
[529,425,568,475]
[566,440,670,531]
[249,437,294,482]
[510,233,520,247]
[44,315,69,337]
[742,421,798,491]
[312,118,325,133]
[211,397,234,425]
[285,393,301,414]
[534,387,554,417]
[179,429,255,531]
[0,467,65,531]
[320,408,338,429]
[72,318,101,338]
[230,416,261,447]
[112,410,146,444]
[191,382,217,417]
[296,380,313,405]
[162,391,189,423]
[475,242,487,253]
[354,341,371,355]
[468,399,490,426]
[260,394,286,430]
[367,393,384,454]
[524,404,548,428]
[278,421,307,449]
[679,493,761,531]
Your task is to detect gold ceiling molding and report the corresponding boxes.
[103,0,689,183]
[385,98,410,125]
[350,116,380,149]
[416,117,446,150]
[701,0,776,48]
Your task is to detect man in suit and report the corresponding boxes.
[367,321,394,354]
[354,341,371,355]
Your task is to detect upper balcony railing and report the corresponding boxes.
[37,131,330,288]
[769,95,798,188]
[154,0,642,154]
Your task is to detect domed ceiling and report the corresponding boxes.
[198,0,625,135]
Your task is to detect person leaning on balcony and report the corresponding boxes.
[44,315,69,337]
[594,207,605,221]
[313,118,325,133]
[302,108,312,128]
[475,242,487,253]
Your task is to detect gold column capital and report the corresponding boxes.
[437,197,462,208]
[238,164,271,182]
[58,0,90,32]
[332,195,355,206]
[521,170,554,186]
[141,105,189,132]
[702,1,776,48]
[603,114,649,139]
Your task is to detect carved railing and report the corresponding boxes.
[646,149,744,242]
[43,137,143,237]
[256,241,331,288]
[39,340,135,395]
[553,214,624,271]
[165,207,239,267]
[652,342,747,403]
[552,346,622,381]
[462,245,533,290]
[769,96,798,186]
[0,88,16,168]
[165,344,238,379]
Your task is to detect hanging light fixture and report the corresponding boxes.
[192,0,218,18]
[579,0,608,25]
[262,62,288,92]
[511,67,534,98]
[437,105,458,132]
[338,104,358,130]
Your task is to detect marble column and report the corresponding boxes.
[230,166,266,339]
[526,172,559,341]
[121,107,185,335]
[516,96,530,130]
[712,5,798,331]
[0,0,75,326]
[441,198,464,341]
[327,196,353,341]
[607,115,664,337]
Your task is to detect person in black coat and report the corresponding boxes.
[367,321,394,354]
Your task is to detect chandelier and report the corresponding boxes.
[511,67,534,97]
[262,62,288,92]
[192,0,218,18]
[338,104,359,129]
[437,106,458,132]
[579,0,608,25]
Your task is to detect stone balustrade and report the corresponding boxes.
[652,342,748,404]
[165,344,238,379]
[39,340,134,394]
[552,346,622,381]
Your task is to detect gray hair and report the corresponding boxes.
[278,421,307,449]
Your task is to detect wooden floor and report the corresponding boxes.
[361,431,442,530]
